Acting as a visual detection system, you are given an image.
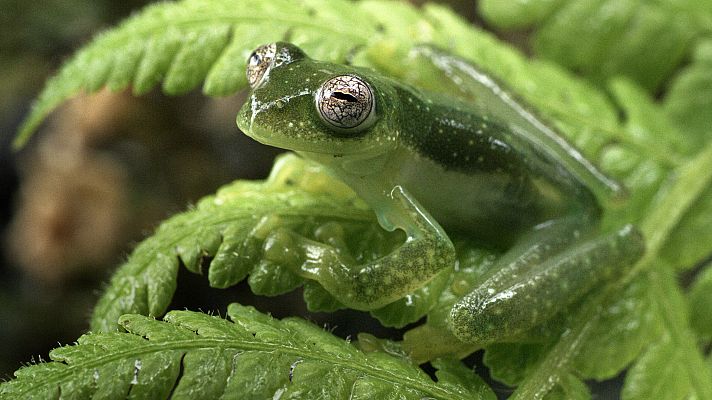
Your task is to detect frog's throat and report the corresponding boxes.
[297,150,389,173]
[246,130,386,156]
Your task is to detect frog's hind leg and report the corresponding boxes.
[449,223,644,345]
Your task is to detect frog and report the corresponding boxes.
[236,42,645,345]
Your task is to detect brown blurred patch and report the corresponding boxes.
[5,88,237,285]
[7,90,135,284]
[8,151,129,284]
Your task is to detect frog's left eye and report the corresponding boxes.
[246,43,276,88]
[316,75,376,132]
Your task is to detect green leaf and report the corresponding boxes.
[480,0,710,92]
[15,0,508,150]
[432,357,495,400]
[90,154,371,332]
[92,154,446,333]
[622,271,712,400]
[654,40,712,268]
[572,275,663,380]
[484,344,592,400]
[480,276,657,386]
[622,336,693,400]
[688,263,712,339]
[538,0,700,91]
[664,39,712,147]
[162,25,232,95]
[16,0,634,161]
[13,0,380,148]
[601,77,712,270]
[478,0,565,29]
[544,373,591,400]
[598,79,678,227]
[641,142,712,267]
[658,184,712,269]
[480,278,666,387]
[509,137,712,399]
[0,304,496,400]
[484,342,552,387]
[608,79,688,160]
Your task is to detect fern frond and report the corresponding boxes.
[16,0,498,148]
[479,0,711,91]
[15,0,625,164]
[402,75,712,396]
[13,0,381,148]
[688,263,712,339]
[91,154,452,333]
[508,141,712,399]
[0,304,496,400]
[91,154,370,332]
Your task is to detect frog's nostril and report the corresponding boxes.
[332,92,358,102]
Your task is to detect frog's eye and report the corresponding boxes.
[316,75,376,132]
[246,43,276,88]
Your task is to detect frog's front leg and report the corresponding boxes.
[264,185,455,310]
[449,223,644,344]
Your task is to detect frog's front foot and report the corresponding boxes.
[262,187,456,310]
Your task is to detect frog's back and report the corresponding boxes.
[405,47,626,206]
[392,87,599,246]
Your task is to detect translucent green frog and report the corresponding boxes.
[237,42,644,344]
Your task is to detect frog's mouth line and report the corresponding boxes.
[246,127,382,157]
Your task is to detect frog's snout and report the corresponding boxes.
[235,101,253,134]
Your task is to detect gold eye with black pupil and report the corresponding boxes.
[246,43,276,88]
[316,75,374,130]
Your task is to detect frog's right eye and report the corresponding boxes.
[246,43,276,88]
[316,75,376,133]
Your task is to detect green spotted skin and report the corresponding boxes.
[392,91,598,244]
[237,43,645,341]
[450,224,644,343]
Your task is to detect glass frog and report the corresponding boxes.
[236,42,645,344]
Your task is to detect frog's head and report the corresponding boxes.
[237,42,400,158]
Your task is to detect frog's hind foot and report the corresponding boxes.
[449,224,644,344]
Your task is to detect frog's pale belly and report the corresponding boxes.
[396,153,570,246]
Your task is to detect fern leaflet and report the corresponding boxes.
[0,304,496,399]
[479,0,711,91]
[91,154,453,332]
[13,0,382,148]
